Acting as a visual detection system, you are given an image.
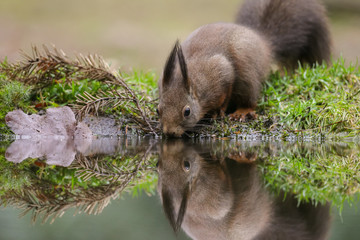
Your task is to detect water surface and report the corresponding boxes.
[0,136,360,239]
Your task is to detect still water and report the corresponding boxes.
[0,135,359,240]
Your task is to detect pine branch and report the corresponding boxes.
[0,45,159,135]
[5,185,124,224]
[1,143,156,224]
[71,143,156,184]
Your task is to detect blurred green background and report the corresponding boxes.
[0,193,360,240]
[0,193,190,240]
[0,0,359,73]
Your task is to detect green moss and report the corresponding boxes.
[38,78,110,106]
[0,145,33,196]
[256,142,360,210]
[0,73,34,133]
[259,59,360,135]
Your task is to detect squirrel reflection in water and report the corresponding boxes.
[157,140,331,240]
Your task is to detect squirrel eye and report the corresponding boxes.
[183,106,191,117]
[183,161,190,171]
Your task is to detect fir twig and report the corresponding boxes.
[0,45,159,135]
[0,143,157,224]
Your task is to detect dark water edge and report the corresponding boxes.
[0,192,359,240]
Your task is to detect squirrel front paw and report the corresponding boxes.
[228,151,257,164]
[228,108,257,122]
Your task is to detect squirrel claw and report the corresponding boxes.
[212,109,226,120]
[228,108,257,122]
[229,151,257,163]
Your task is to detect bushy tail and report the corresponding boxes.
[235,0,332,69]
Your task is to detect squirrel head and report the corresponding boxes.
[158,41,202,137]
[157,140,231,233]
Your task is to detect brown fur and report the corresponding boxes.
[157,140,331,239]
[158,0,332,137]
[236,0,332,69]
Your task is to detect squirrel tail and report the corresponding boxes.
[235,0,332,69]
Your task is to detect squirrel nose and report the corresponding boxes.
[162,125,183,137]
[162,125,169,134]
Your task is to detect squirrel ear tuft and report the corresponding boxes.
[162,40,190,92]
[161,183,190,233]
[161,187,177,232]
[176,44,190,92]
[162,40,179,88]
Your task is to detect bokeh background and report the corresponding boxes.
[0,0,359,74]
[0,1,360,239]
[0,192,360,240]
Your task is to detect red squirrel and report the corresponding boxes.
[157,140,331,239]
[157,0,332,137]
